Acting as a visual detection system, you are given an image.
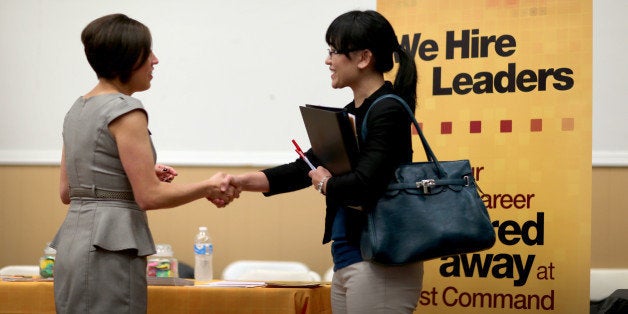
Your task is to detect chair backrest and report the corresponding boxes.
[323,266,334,282]
[222,260,320,281]
[590,268,628,301]
[0,265,40,277]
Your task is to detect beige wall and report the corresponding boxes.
[591,167,628,267]
[1,165,627,278]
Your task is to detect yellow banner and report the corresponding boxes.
[377,1,592,313]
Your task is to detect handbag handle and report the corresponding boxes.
[361,94,447,178]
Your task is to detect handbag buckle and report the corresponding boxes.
[417,179,436,194]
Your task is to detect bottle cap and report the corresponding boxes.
[44,243,56,255]
[199,226,207,231]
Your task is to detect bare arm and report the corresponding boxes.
[59,147,70,205]
[233,171,270,193]
[109,110,234,210]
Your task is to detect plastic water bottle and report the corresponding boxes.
[194,226,213,281]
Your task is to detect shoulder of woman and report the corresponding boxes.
[116,94,144,109]
[367,96,407,118]
[104,95,147,124]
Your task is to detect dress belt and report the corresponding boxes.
[69,187,135,201]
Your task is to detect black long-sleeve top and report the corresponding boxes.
[262,82,413,244]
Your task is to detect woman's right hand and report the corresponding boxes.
[206,172,241,207]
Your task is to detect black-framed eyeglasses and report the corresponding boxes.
[327,48,343,57]
[327,48,364,58]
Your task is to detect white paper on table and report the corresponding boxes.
[196,280,266,288]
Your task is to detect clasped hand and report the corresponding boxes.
[206,172,242,208]
[154,164,241,208]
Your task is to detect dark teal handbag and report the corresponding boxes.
[359,94,496,265]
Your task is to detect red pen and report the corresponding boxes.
[292,139,315,170]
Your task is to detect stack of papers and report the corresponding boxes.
[1,275,54,282]
[147,277,194,286]
[197,281,266,288]
[195,280,322,288]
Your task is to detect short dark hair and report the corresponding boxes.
[81,13,152,83]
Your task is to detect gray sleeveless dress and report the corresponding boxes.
[51,94,156,314]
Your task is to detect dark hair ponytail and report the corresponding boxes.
[326,10,417,111]
[394,45,418,111]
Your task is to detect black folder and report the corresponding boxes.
[299,105,359,175]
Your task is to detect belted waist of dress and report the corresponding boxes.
[69,186,135,201]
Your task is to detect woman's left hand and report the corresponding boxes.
[308,166,332,194]
[155,164,178,183]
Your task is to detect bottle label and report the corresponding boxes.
[194,243,213,255]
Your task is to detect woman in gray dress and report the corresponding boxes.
[52,14,238,313]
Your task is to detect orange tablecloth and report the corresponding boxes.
[0,280,331,313]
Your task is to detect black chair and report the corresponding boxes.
[178,262,194,279]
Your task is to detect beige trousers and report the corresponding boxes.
[331,261,424,313]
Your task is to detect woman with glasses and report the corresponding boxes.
[233,10,423,313]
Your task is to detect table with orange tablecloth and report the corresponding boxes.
[0,280,331,313]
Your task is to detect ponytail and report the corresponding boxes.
[393,45,418,112]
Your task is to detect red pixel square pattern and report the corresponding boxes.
[430,118,574,134]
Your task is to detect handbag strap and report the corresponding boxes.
[361,94,447,178]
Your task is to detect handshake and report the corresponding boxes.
[204,172,242,208]
[155,164,243,208]
[155,164,242,208]
[155,164,242,207]
[155,163,330,209]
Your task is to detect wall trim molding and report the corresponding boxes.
[592,151,628,167]
[2,150,628,167]
[0,150,292,167]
